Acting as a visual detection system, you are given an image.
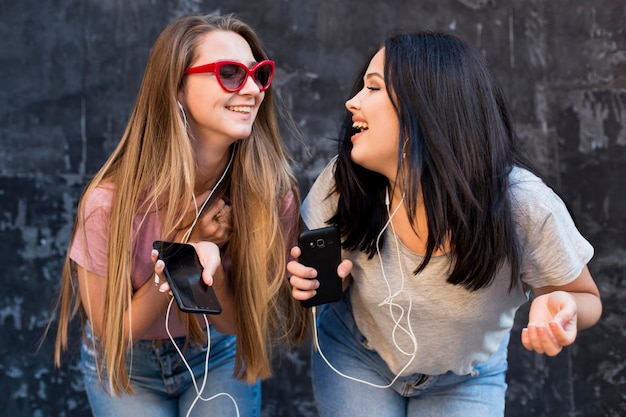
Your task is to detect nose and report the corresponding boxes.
[238,74,262,94]
[345,94,359,112]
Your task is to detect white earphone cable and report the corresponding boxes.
[165,146,238,415]
[311,187,418,389]
[164,298,240,417]
[181,148,235,243]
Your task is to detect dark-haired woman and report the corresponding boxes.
[288,31,602,417]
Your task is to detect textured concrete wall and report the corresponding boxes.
[1,0,624,416]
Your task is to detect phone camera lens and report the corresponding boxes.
[316,239,326,248]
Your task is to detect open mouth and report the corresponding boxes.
[227,106,252,113]
[352,121,369,132]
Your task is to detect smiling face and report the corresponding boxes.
[179,30,264,147]
[345,48,401,180]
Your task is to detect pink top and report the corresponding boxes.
[70,183,298,339]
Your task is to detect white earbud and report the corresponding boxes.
[177,101,188,127]
[402,137,408,160]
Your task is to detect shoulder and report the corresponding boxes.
[306,156,338,200]
[279,188,298,217]
[80,182,116,219]
[508,167,548,196]
[302,156,338,229]
[508,167,566,218]
[313,156,338,188]
[508,166,586,249]
[508,167,594,280]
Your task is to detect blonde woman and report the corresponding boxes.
[50,13,308,417]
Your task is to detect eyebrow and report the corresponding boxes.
[211,59,258,67]
[364,72,384,81]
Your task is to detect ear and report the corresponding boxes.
[177,100,188,126]
[402,137,408,159]
[177,89,186,107]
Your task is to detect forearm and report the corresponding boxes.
[206,266,237,334]
[123,279,172,342]
[78,265,170,343]
[532,265,602,331]
[570,291,602,330]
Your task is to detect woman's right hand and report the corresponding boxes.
[287,245,352,301]
[152,241,222,293]
[189,241,222,286]
[152,241,236,333]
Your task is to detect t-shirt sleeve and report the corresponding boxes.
[69,186,113,277]
[513,173,594,289]
[301,157,338,230]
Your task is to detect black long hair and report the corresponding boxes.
[329,31,534,291]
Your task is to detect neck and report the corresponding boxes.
[194,145,233,194]
[386,176,406,207]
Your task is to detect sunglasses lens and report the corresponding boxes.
[215,62,273,92]
[254,64,273,89]
[218,64,247,91]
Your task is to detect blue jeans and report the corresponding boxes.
[311,296,509,417]
[80,322,260,417]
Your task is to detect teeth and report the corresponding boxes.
[228,106,251,113]
[352,121,369,131]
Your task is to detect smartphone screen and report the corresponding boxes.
[153,240,222,314]
[298,226,343,308]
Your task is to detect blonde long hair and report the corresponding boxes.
[51,13,308,394]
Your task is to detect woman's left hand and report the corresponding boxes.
[188,198,233,247]
[522,290,578,356]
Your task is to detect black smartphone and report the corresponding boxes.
[298,226,343,308]
[152,240,222,315]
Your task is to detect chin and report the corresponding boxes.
[350,144,365,159]
[349,151,367,168]
[231,129,253,140]
[350,154,380,173]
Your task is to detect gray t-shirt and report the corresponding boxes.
[302,157,593,376]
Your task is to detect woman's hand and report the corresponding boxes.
[522,291,578,356]
[190,241,222,285]
[152,241,222,293]
[152,249,170,293]
[152,241,236,333]
[287,245,352,301]
[522,265,602,357]
[189,199,232,247]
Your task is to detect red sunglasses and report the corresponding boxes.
[184,60,275,92]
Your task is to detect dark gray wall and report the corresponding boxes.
[1,0,624,416]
